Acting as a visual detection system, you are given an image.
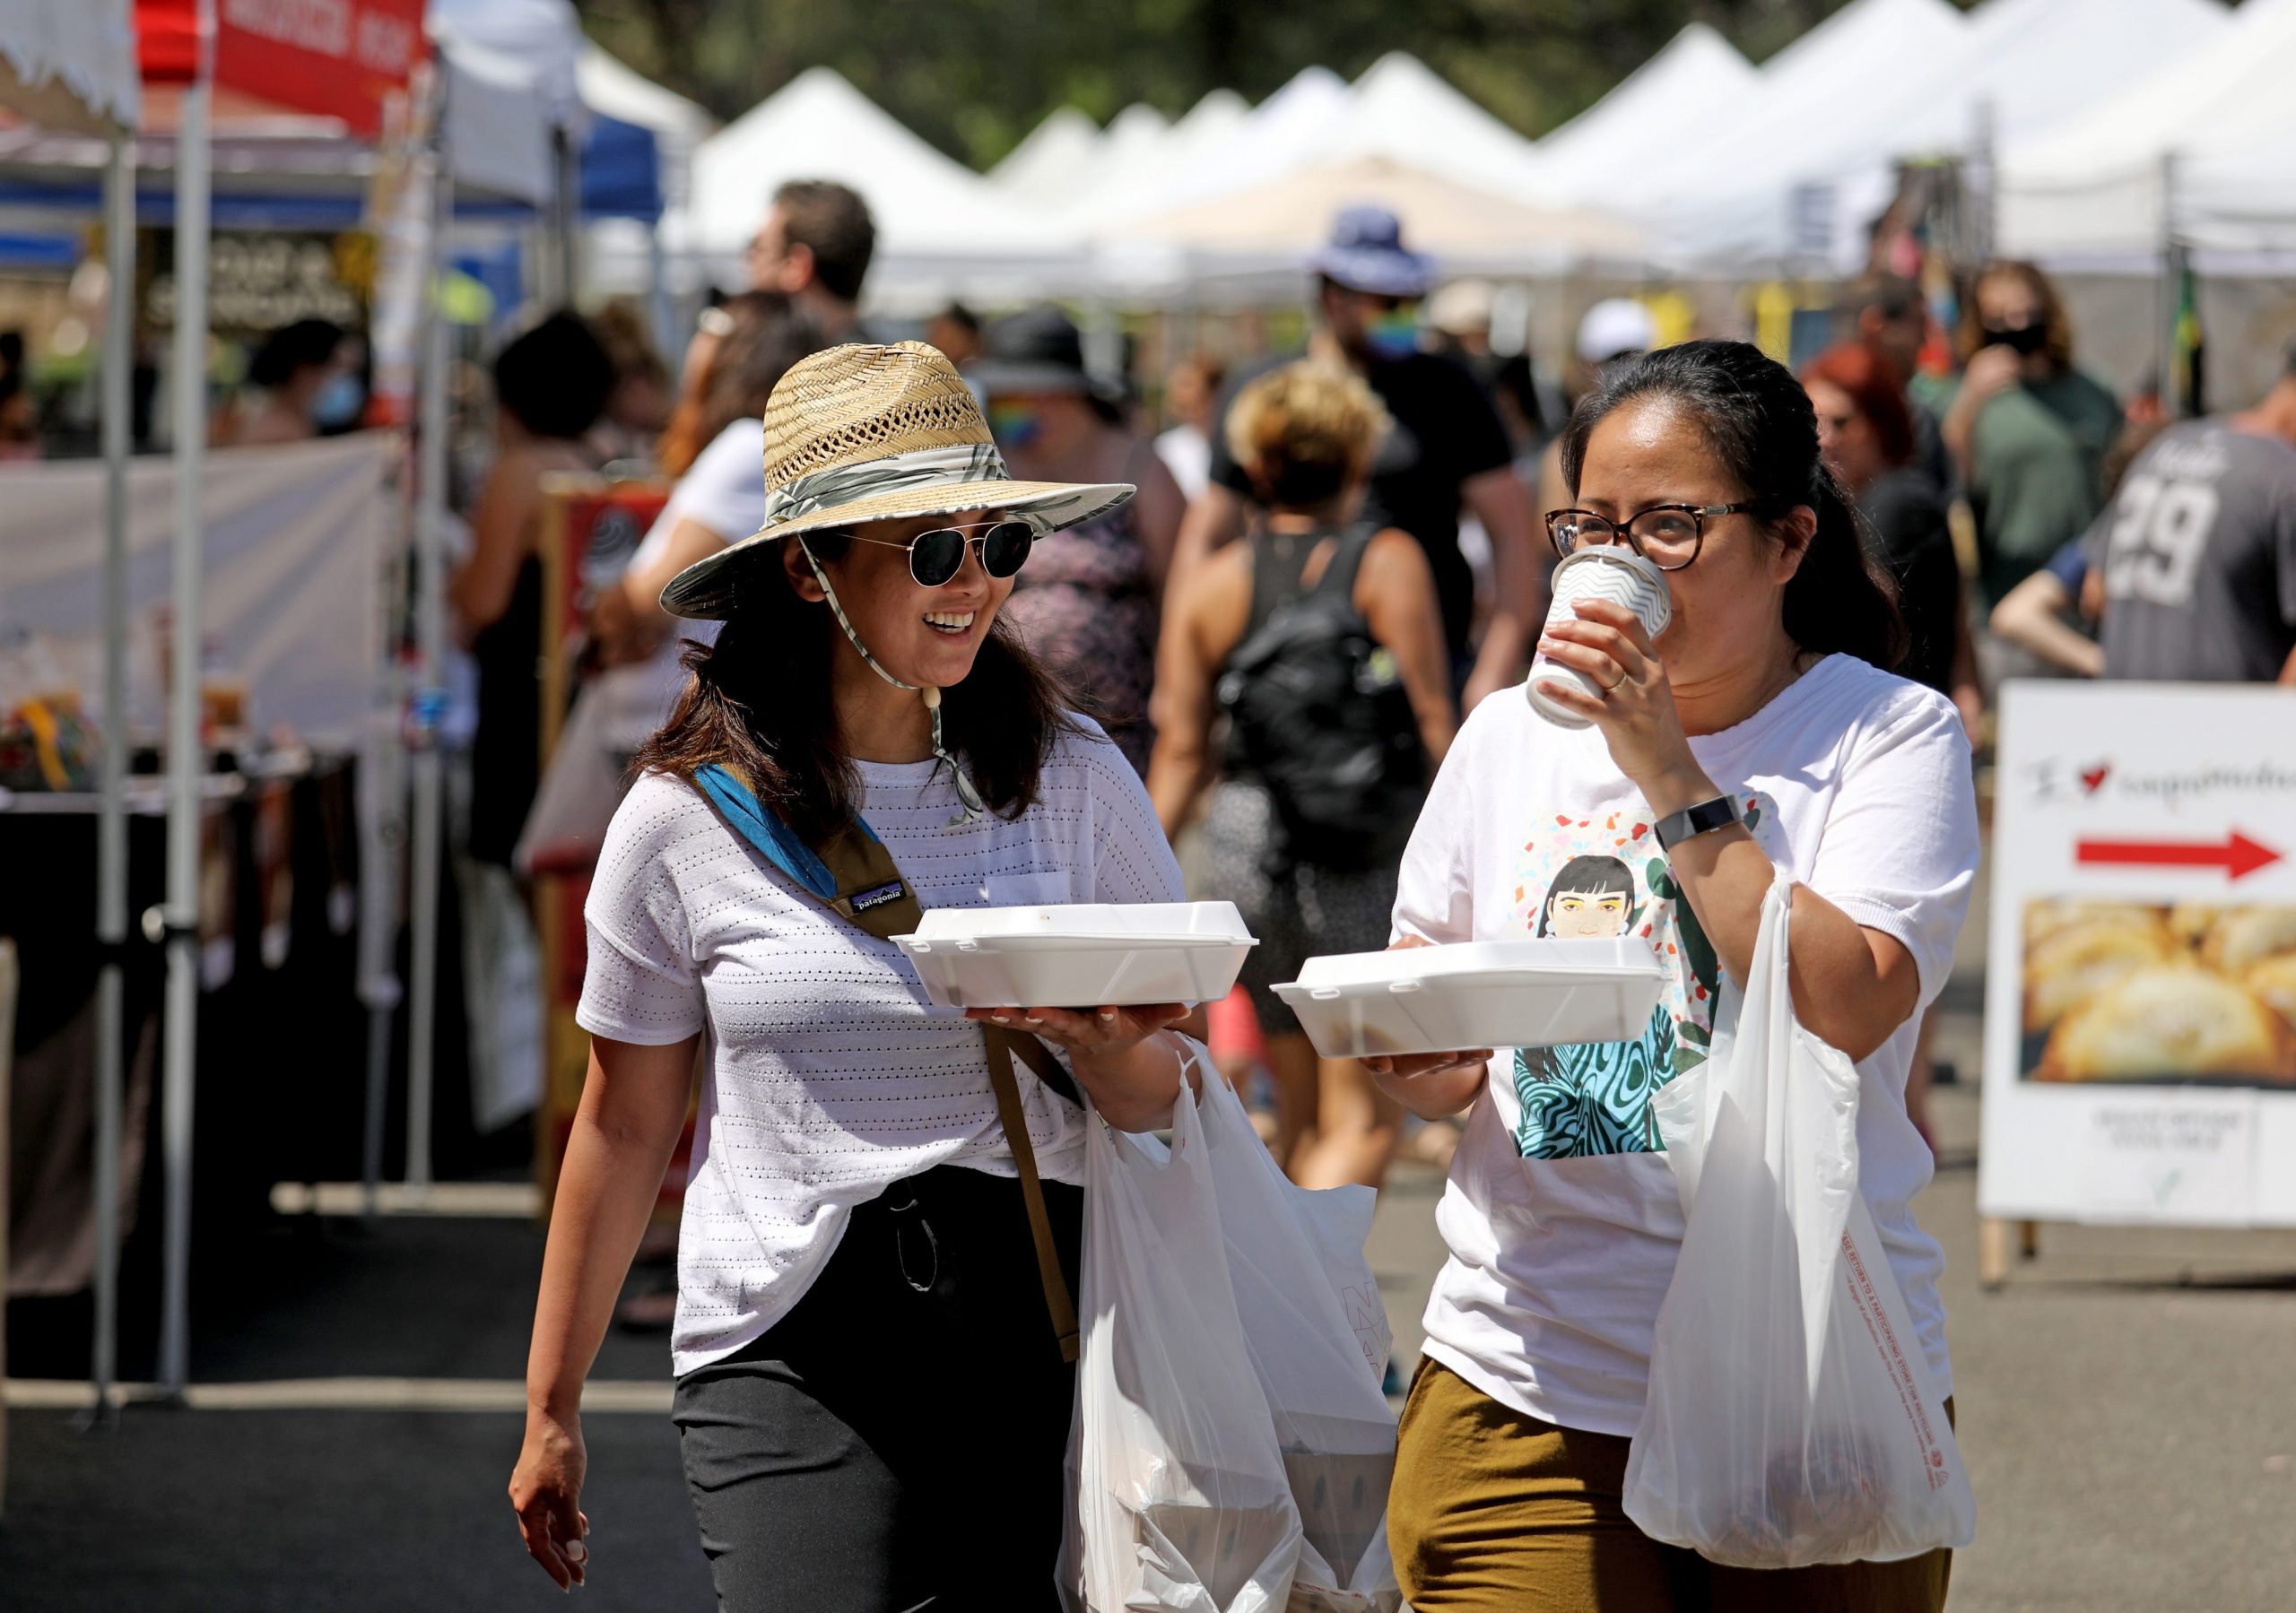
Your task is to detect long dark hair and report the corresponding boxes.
[1561,338,1907,672]
[630,533,1080,844]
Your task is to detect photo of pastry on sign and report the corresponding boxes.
[2022,900,2296,1086]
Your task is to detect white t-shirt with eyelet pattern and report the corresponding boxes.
[577,718,1187,1377]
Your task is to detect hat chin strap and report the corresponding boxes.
[798,538,987,825]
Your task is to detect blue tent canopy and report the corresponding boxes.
[0,116,661,231]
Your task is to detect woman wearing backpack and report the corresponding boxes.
[1147,360,1455,1189]
[509,343,1207,1611]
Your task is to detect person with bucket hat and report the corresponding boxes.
[1174,204,1542,711]
[509,342,1209,1610]
[968,303,1186,776]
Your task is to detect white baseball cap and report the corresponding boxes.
[1576,297,1657,365]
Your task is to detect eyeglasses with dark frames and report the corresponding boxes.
[1543,502,1758,572]
[839,519,1038,588]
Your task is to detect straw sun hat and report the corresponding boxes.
[660,341,1135,619]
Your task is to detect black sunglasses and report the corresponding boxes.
[845,520,1036,587]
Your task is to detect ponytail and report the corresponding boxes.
[1561,338,1908,673]
[1792,464,1909,668]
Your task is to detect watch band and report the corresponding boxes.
[1653,794,1744,852]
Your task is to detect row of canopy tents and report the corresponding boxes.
[627,0,2296,309]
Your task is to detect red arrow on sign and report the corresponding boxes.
[2075,829,2283,881]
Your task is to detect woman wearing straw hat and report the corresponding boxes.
[509,343,1208,1610]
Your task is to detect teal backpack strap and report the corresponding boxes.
[692,764,839,900]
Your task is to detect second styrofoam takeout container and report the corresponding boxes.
[1273,938,1669,1060]
[894,901,1257,1010]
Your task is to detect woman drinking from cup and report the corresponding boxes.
[1377,340,1979,1611]
[509,343,1206,1611]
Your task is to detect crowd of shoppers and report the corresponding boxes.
[446,175,2296,1610]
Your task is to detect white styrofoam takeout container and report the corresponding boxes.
[1272,938,1669,1061]
[894,901,1257,1010]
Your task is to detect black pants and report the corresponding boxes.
[672,1166,1085,1613]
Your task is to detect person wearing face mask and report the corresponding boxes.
[219,318,356,445]
[966,304,1185,775]
[1940,260,2123,609]
[1177,206,1541,709]
[508,342,1206,1610]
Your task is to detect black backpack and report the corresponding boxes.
[1217,525,1428,871]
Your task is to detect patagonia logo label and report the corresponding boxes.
[851,881,907,913]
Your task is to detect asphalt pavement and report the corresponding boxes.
[6,900,2296,1609]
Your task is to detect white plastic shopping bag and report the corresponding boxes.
[1062,1082,1303,1611]
[1198,1077,1402,1610]
[1622,870,1976,1569]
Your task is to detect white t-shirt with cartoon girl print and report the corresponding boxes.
[1394,653,1979,1439]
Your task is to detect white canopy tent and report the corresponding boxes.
[990,105,1102,206]
[1063,87,1244,234]
[677,66,1079,309]
[576,44,713,334]
[1997,0,2296,267]
[427,0,585,299]
[1093,104,1170,195]
[1638,0,1973,267]
[1316,53,1548,202]
[1102,56,1556,226]
[1533,24,1755,209]
[1110,65,1349,223]
[1106,153,1647,303]
[1763,0,2233,270]
[1091,56,1640,293]
[1878,0,2229,161]
[0,0,138,1427]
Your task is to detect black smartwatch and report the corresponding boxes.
[1653,794,1744,853]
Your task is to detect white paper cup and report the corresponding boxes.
[1525,547,1674,728]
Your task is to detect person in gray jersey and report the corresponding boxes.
[2089,347,2296,683]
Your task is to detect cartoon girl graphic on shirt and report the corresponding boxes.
[1513,855,1680,1158]
[1509,801,1766,1159]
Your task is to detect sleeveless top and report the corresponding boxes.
[1219,523,1370,774]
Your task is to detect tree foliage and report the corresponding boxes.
[574,0,1978,171]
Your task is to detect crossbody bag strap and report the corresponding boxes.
[693,763,1080,1360]
[982,1028,1081,1364]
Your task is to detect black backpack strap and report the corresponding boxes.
[1243,525,1355,636]
[1308,523,1380,610]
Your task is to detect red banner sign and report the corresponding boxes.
[139,0,427,140]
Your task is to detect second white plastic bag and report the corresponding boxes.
[1622,870,1975,1569]
[1061,1076,1403,1611]
[1061,1080,1301,1612]
[1199,1076,1401,1610]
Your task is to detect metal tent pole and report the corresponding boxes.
[157,53,213,1403]
[2157,152,2181,421]
[647,225,674,362]
[405,160,452,1190]
[89,123,136,1424]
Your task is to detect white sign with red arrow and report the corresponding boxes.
[1981,681,2296,1228]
